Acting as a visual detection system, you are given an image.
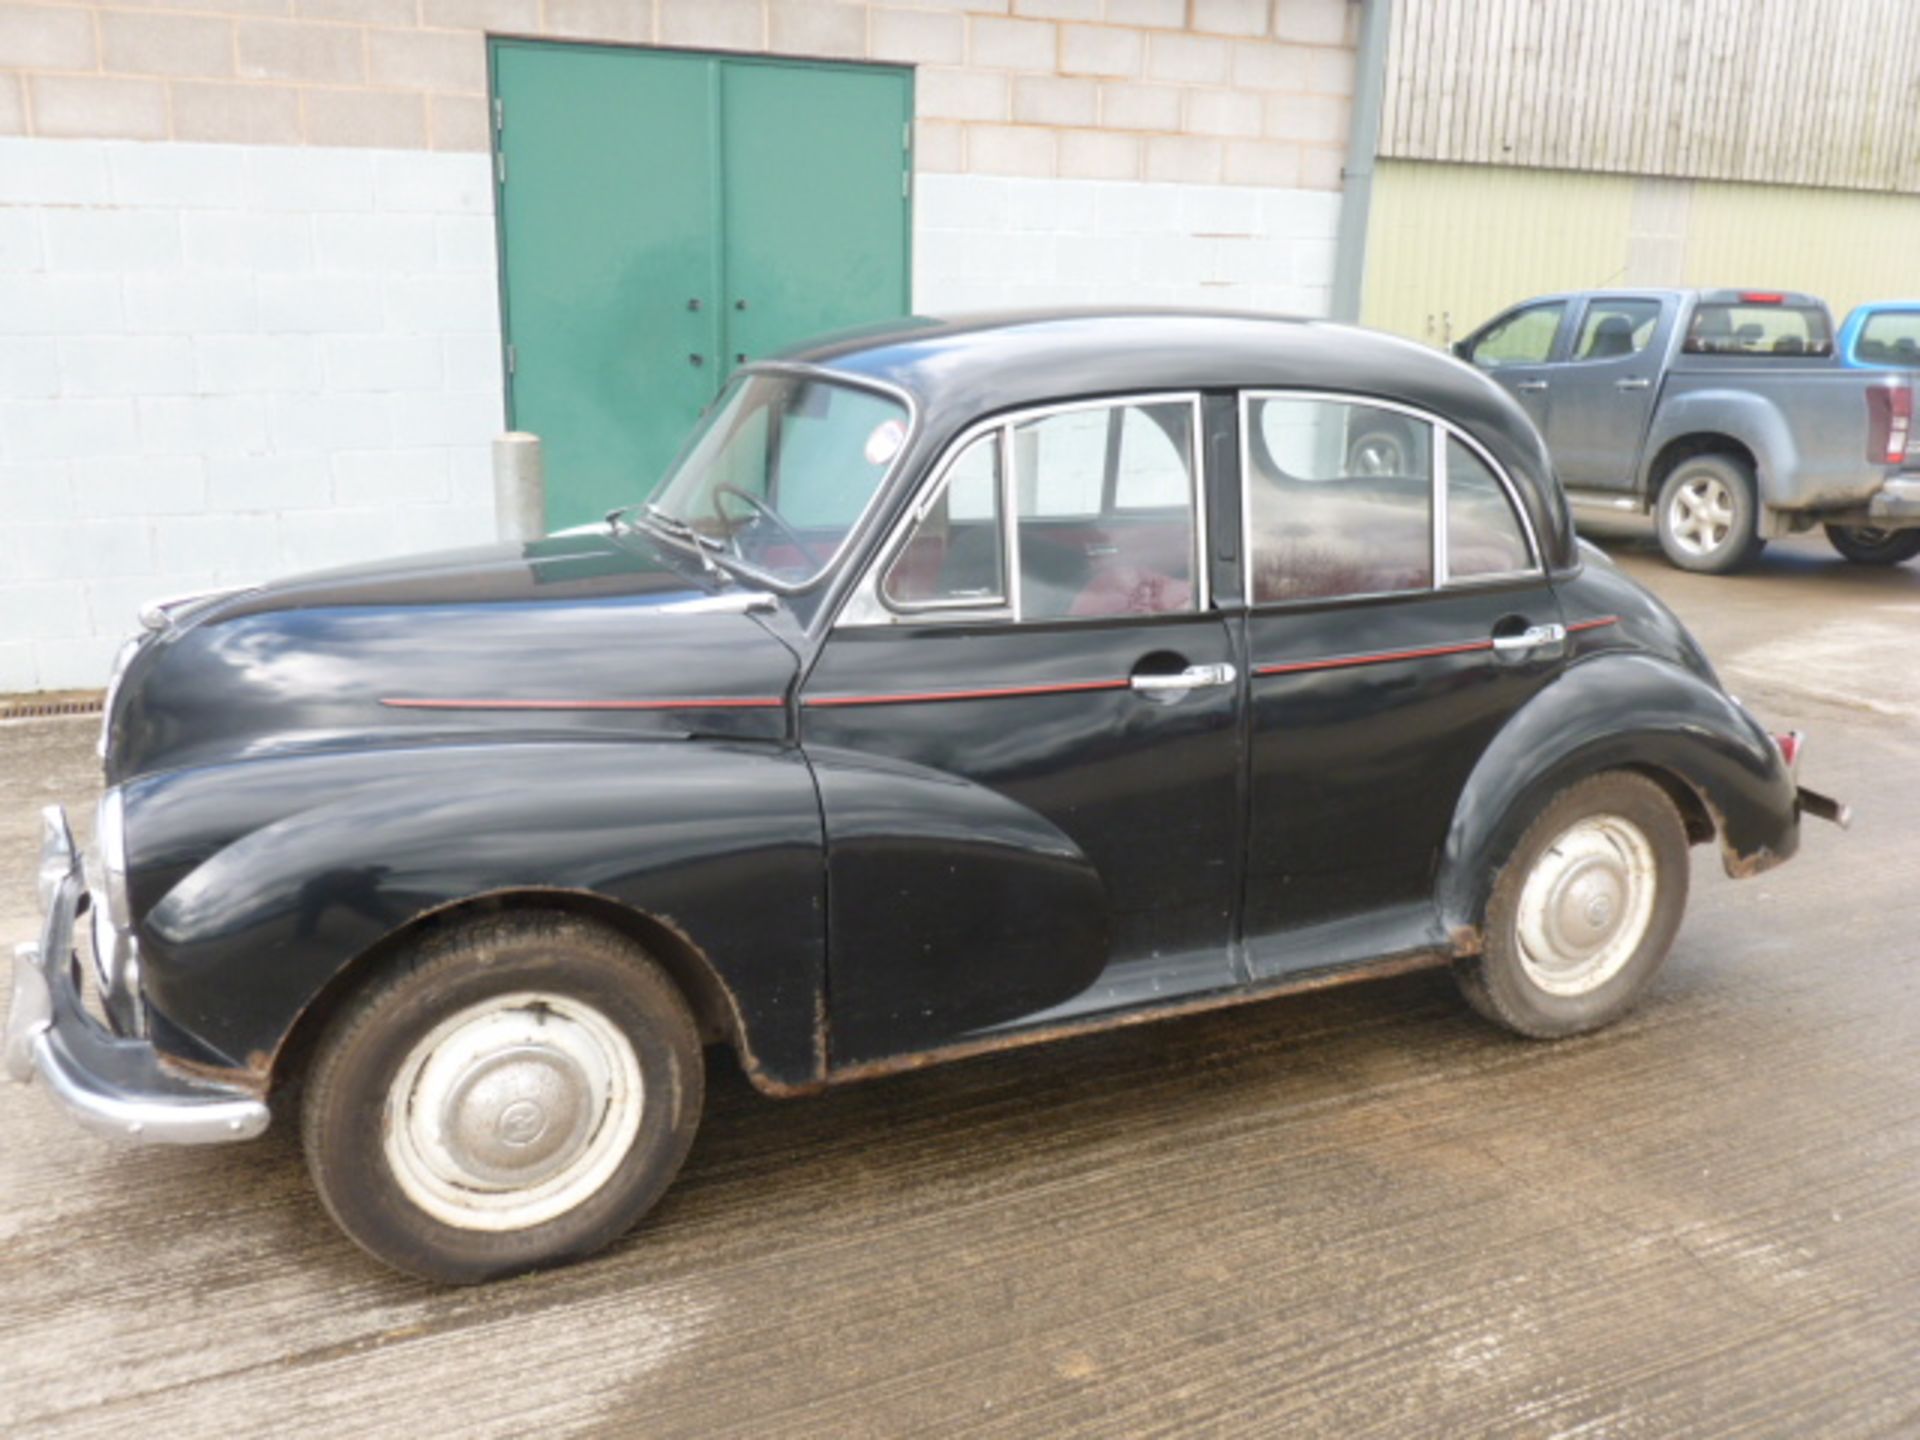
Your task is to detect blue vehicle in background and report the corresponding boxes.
[1839,302,1920,370]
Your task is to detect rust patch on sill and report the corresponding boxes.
[1724,846,1787,880]
[1448,923,1484,958]
[810,949,1450,1093]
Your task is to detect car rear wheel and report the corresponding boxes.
[1455,772,1690,1039]
[301,913,703,1284]
[1655,455,1766,573]
[1823,524,1920,566]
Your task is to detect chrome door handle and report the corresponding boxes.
[1491,623,1567,655]
[1615,377,1652,391]
[1515,380,1549,392]
[1131,662,1237,693]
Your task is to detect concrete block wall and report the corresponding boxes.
[0,138,502,691]
[0,1,1359,692]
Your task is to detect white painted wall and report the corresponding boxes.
[913,173,1340,316]
[0,137,505,693]
[0,143,1342,695]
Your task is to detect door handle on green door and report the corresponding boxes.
[689,354,704,367]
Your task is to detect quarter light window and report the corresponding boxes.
[1247,396,1433,603]
[1446,438,1531,577]
[881,434,1003,608]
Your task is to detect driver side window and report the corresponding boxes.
[1467,302,1566,369]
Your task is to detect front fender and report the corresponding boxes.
[131,740,824,1087]
[1640,390,1797,508]
[1436,653,1798,940]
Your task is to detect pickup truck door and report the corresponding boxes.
[1458,299,1571,435]
[1543,295,1670,494]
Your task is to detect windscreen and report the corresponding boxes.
[645,372,910,586]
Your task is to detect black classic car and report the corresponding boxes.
[9,312,1844,1283]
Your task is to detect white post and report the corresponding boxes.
[492,432,545,541]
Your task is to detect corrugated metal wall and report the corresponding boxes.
[1382,0,1920,195]
[1362,160,1920,343]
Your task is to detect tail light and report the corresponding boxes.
[1867,383,1913,464]
[1772,731,1802,775]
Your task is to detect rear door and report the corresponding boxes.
[1237,392,1566,974]
[804,394,1243,1066]
[1459,298,1572,434]
[1544,295,1669,493]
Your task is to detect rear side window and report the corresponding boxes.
[1246,396,1433,602]
[1573,299,1661,360]
[1685,302,1833,357]
[1856,311,1920,367]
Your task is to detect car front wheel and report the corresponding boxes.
[301,913,704,1284]
[1455,772,1690,1039]
[1823,524,1920,566]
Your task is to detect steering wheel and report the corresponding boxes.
[711,483,811,562]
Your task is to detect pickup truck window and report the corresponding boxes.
[1467,302,1565,369]
[1574,299,1661,360]
[1684,303,1833,357]
[1857,311,1920,367]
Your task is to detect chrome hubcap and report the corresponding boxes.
[1667,473,1736,556]
[1515,815,1658,997]
[385,992,643,1232]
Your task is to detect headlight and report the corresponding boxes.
[96,787,130,930]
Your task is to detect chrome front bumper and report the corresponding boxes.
[5,807,269,1144]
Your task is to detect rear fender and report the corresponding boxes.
[1640,392,1795,507]
[132,741,825,1088]
[1436,653,1798,943]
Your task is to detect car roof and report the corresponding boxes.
[773,308,1577,573]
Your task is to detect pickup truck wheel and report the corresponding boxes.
[1655,455,1766,573]
[1824,525,1920,566]
[300,914,703,1284]
[1455,772,1689,1040]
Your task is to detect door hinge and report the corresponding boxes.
[505,343,517,376]
[902,169,911,199]
[494,150,507,185]
[493,97,504,133]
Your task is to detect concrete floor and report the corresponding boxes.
[2,529,1916,1438]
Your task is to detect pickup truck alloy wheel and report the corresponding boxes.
[1455,772,1689,1039]
[301,915,703,1284]
[1655,455,1765,573]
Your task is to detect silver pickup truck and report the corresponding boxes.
[1438,289,1920,572]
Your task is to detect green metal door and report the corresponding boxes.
[719,61,913,368]
[491,42,911,532]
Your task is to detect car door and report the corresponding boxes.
[1542,296,1668,493]
[1237,391,1566,978]
[1459,299,1572,434]
[803,394,1243,1066]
